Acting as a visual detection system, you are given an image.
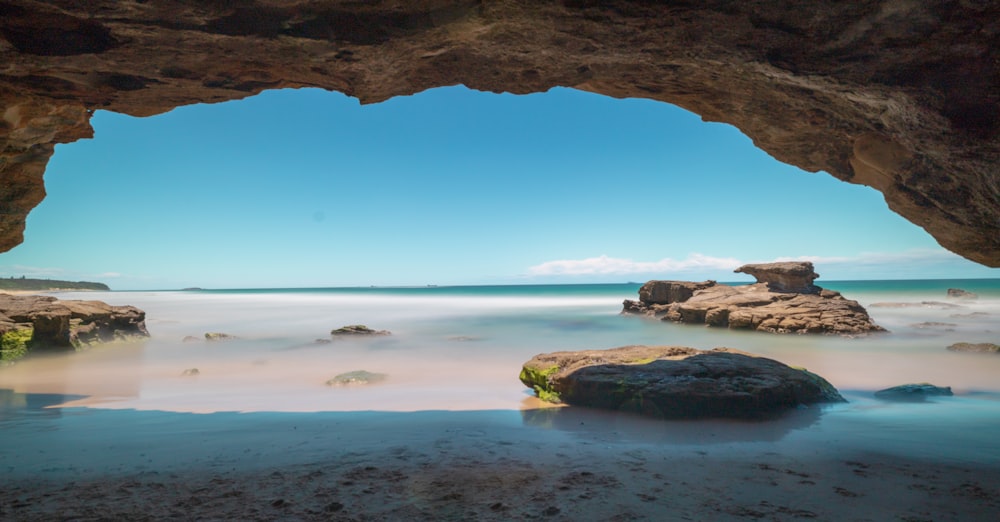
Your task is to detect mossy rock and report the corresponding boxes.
[0,327,33,363]
[325,370,388,386]
[520,345,846,419]
[205,332,239,342]
[330,325,391,336]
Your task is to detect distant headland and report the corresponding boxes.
[0,277,110,292]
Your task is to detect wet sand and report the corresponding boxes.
[2,393,999,521]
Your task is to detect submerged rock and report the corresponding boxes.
[623,262,884,335]
[870,301,964,309]
[946,288,978,300]
[874,383,953,402]
[911,322,957,330]
[330,325,391,337]
[947,342,1000,354]
[204,332,238,342]
[0,294,148,362]
[520,345,845,419]
[325,370,387,386]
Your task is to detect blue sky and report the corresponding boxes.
[1,86,995,290]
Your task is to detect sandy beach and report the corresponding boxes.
[2,392,999,521]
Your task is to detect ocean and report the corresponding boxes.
[1,279,1000,467]
[1,279,997,413]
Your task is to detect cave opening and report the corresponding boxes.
[4,85,987,291]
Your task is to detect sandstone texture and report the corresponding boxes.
[519,345,845,419]
[623,262,885,335]
[0,2,997,266]
[0,293,148,361]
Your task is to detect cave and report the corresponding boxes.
[0,0,998,267]
[2,3,1000,519]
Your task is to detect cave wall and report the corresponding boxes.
[1,0,997,265]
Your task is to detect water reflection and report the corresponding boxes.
[0,388,86,421]
[520,403,824,444]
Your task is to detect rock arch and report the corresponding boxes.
[1,1,997,265]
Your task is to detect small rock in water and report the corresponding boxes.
[446,335,482,342]
[330,325,391,337]
[325,370,388,386]
[205,332,239,342]
[181,368,200,376]
[313,338,333,344]
[910,322,957,330]
[874,383,953,402]
[946,288,978,300]
[181,335,201,343]
[947,342,1000,354]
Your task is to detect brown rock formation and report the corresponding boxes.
[519,345,845,419]
[734,262,820,294]
[0,293,149,360]
[0,1,998,266]
[623,262,885,334]
[638,280,717,305]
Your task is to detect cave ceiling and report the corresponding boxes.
[1,0,997,265]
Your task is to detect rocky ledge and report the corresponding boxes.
[623,262,885,335]
[520,345,845,420]
[0,294,148,362]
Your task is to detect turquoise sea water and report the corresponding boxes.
[0,278,996,412]
[1,279,999,467]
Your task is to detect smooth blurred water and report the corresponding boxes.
[0,280,998,415]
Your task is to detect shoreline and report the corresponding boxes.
[2,399,998,521]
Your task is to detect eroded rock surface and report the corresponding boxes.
[735,262,819,294]
[0,293,148,361]
[519,345,845,419]
[624,262,885,335]
[331,324,390,336]
[0,2,997,266]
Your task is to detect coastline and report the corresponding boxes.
[2,397,998,521]
[2,281,999,519]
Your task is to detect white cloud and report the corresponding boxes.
[525,248,995,281]
[527,254,743,276]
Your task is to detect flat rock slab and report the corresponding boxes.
[0,293,148,358]
[520,345,845,419]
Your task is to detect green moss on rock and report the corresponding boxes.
[520,364,563,403]
[0,328,33,362]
